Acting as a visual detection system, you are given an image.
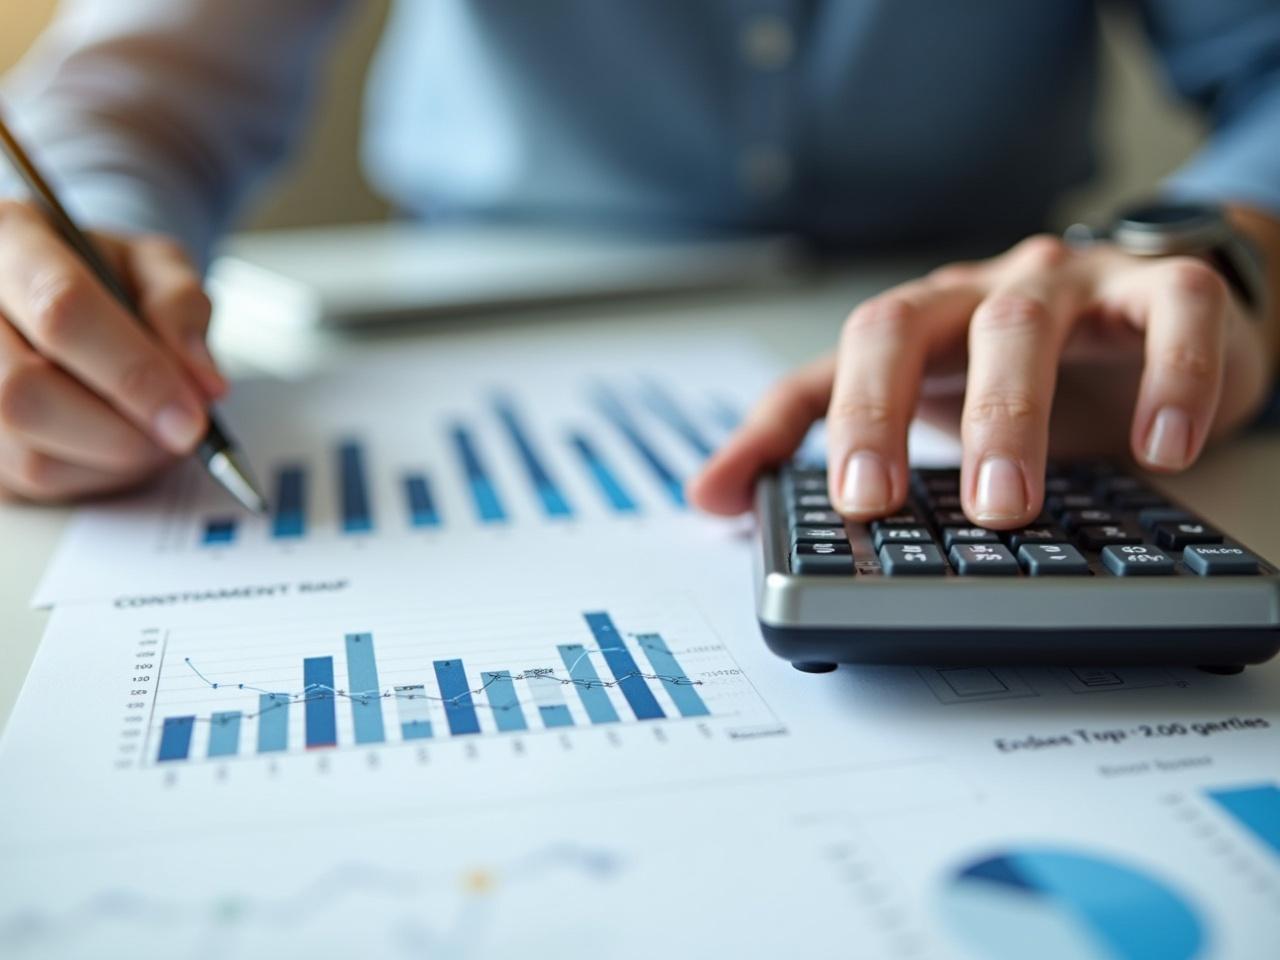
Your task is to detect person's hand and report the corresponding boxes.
[690,234,1275,528]
[0,200,225,502]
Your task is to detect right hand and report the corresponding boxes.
[0,200,225,502]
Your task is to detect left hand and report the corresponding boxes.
[688,234,1275,528]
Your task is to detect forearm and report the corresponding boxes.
[1227,205,1280,373]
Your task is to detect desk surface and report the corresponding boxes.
[2,255,1277,729]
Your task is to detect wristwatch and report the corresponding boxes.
[1066,201,1268,318]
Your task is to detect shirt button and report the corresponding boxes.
[740,145,792,197]
[740,16,794,71]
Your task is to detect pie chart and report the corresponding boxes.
[940,847,1205,960]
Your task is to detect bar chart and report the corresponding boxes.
[144,599,770,766]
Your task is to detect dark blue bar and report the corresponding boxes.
[637,633,710,718]
[641,379,715,457]
[494,398,573,517]
[1208,784,1280,855]
[484,670,529,733]
[202,518,237,545]
[434,659,481,735]
[539,704,575,728]
[207,711,242,758]
[157,716,195,762]
[403,474,441,528]
[592,387,685,506]
[582,611,665,721]
[558,643,621,724]
[450,425,508,523]
[272,465,306,538]
[257,693,289,753]
[345,633,385,745]
[338,441,373,533]
[568,434,637,514]
[303,656,338,749]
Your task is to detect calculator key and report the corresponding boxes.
[931,510,970,527]
[920,475,960,494]
[869,511,922,531]
[1095,475,1143,499]
[873,526,934,550]
[793,526,849,544]
[791,542,854,575]
[930,494,963,510]
[1137,506,1192,531]
[1061,509,1119,532]
[1076,524,1143,551]
[879,543,948,575]
[1153,521,1222,550]
[1182,544,1261,576]
[1046,493,1100,514]
[1018,543,1091,576]
[1100,544,1176,576]
[794,510,842,526]
[1043,476,1075,495]
[1006,526,1067,551]
[786,474,828,493]
[791,493,833,510]
[1111,491,1169,511]
[942,526,1000,550]
[948,543,1020,575]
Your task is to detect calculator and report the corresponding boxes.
[753,462,1280,672]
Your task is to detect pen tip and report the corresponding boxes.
[207,449,268,515]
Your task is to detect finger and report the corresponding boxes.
[1122,258,1229,472]
[0,319,169,471]
[960,276,1078,528]
[120,236,226,399]
[687,355,834,515]
[0,205,208,455]
[827,280,984,520]
[0,435,154,503]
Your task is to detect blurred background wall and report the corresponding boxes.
[3,1,1205,235]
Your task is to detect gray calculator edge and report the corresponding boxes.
[753,473,1280,669]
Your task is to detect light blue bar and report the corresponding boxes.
[1208,783,1280,856]
[339,440,373,533]
[636,633,710,717]
[558,643,621,724]
[257,693,289,753]
[494,398,573,517]
[641,379,715,457]
[404,473,440,527]
[394,684,433,740]
[710,397,742,431]
[401,720,433,740]
[207,711,242,758]
[345,632,386,744]
[592,387,685,506]
[538,704,574,728]
[450,425,508,523]
[202,517,236,545]
[272,465,306,538]
[568,433,638,514]
[484,670,529,733]
[157,716,195,762]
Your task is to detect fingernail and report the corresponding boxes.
[839,451,891,515]
[1144,407,1192,470]
[153,403,204,453]
[974,456,1026,522]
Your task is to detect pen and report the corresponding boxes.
[0,115,266,514]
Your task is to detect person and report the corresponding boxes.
[1,1,1277,530]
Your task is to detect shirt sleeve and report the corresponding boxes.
[0,0,351,268]
[1139,0,1280,217]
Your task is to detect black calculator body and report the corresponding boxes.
[754,462,1280,672]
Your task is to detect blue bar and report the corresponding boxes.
[157,716,195,762]
[272,465,306,538]
[401,720,433,740]
[583,612,665,721]
[434,659,481,736]
[450,425,508,523]
[484,670,529,733]
[338,440,373,533]
[345,633,386,744]
[303,656,337,749]
[494,398,573,517]
[710,397,742,432]
[568,434,638,514]
[207,711,242,758]
[539,704,574,728]
[636,633,710,718]
[641,379,715,457]
[592,387,685,506]
[403,473,441,528]
[558,644,620,724]
[1208,784,1280,855]
[257,693,289,753]
[202,517,237,545]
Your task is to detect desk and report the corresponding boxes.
[1,250,1277,730]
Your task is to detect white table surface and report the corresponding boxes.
[2,250,1277,730]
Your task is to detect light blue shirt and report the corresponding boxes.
[5,1,1280,265]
